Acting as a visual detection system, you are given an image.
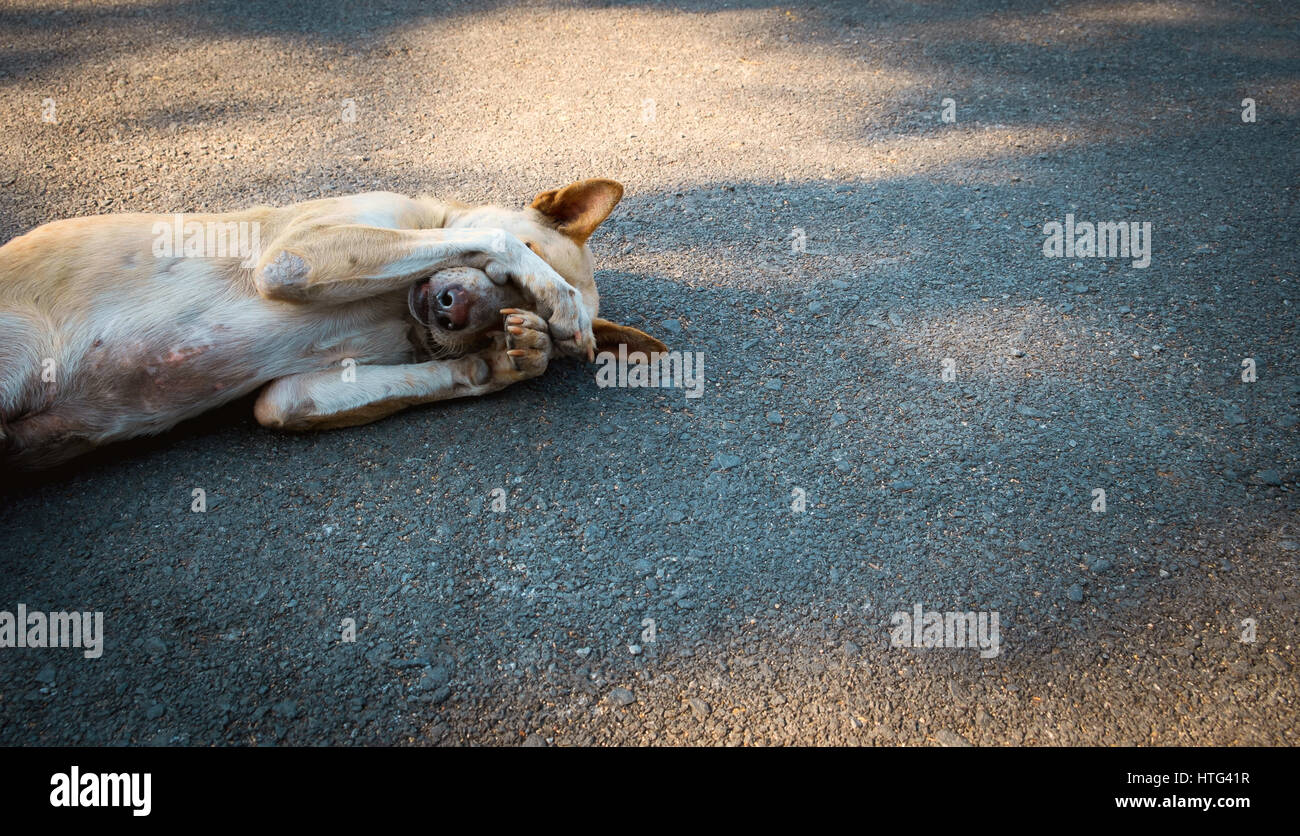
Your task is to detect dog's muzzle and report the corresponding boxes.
[409,279,470,331]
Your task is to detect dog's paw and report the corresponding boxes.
[482,236,594,360]
[501,307,552,378]
[471,308,552,389]
[544,292,595,362]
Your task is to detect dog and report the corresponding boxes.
[0,178,665,470]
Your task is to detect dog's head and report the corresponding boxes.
[412,178,666,358]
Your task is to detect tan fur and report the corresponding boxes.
[0,180,661,469]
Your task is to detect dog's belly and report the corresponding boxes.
[9,256,414,461]
[75,309,410,436]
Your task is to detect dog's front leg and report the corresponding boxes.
[254,309,552,431]
[254,223,593,358]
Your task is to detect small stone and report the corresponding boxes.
[891,479,914,492]
[417,666,451,691]
[1009,348,1025,358]
[146,703,166,720]
[687,698,711,718]
[831,412,849,425]
[1256,469,1283,486]
[273,699,298,719]
[35,663,56,685]
[521,734,547,747]
[607,687,636,707]
[764,379,783,391]
[1067,583,1085,603]
[628,644,642,656]
[1090,558,1112,573]
[765,411,783,425]
[714,453,742,470]
[934,730,972,747]
[808,301,824,313]
[660,318,681,332]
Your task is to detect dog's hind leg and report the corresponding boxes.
[2,411,97,471]
[0,311,53,449]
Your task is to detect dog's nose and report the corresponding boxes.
[434,284,471,330]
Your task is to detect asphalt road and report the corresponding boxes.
[0,0,1296,746]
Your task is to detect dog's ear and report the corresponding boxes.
[592,317,667,357]
[530,179,624,246]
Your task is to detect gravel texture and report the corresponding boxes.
[0,0,1296,746]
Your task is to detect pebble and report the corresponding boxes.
[714,453,742,470]
[1256,469,1283,486]
[1067,583,1085,603]
[608,687,636,707]
[934,730,972,747]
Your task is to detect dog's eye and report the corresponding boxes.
[525,241,543,256]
